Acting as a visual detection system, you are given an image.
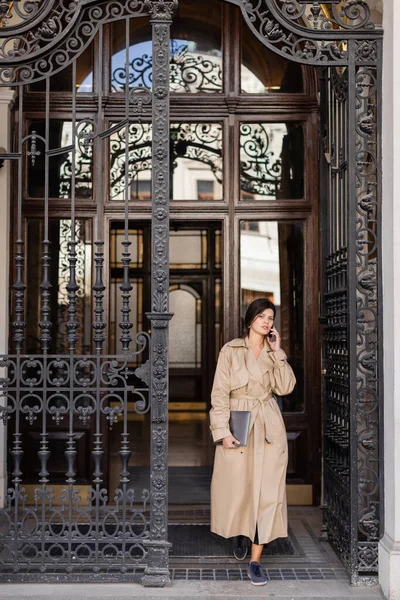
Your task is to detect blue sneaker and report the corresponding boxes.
[247,561,268,586]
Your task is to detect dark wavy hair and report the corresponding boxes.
[244,298,276,333]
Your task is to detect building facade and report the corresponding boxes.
[2,0,400,597]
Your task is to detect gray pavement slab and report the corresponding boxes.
[0,581,385,600]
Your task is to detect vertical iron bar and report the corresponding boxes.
[39,77,51,572]
[347,39,359,585]
[319,67,329,541]
[11,90,25,573]
[39,78,52,352]
[120,17,133,353]
[65,58,78,574]
[12,89,26,354]
[143,0,177,587]
[93,26,106,354]
[119,17,132,573]
[92,24,105,571]
[66,59,79,353]
[329,75,333,259]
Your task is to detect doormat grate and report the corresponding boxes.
[170,567,349,581]
[169,524,300,557]
[126,466,212,505]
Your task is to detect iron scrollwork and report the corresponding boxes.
[323,62,352,564]
[0,0,379,88]
[0,0,149,85]
[0,336,152,576]
[235,0,376,66]
[278,0,372,31]
[354,62,380,576]
[112,42,222,93]
[321,34,381,580]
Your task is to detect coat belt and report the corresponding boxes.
[229,392,277,443]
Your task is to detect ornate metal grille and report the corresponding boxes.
[320,65,352,570]
[0,0,383,586]
[0,0,176,586]
[320,48,381,582]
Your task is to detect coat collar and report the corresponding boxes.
[227,337,274,383]
[226,337,273,352]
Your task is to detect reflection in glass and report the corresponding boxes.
[241,17,303,94]
[171,123,222,199]
[111,2,222,93]
[240,221,304,412]
[26,219,92,355]
[109,122,222,201]
[111,18,152,92]
[169,285,202,367]
[170,0,222,93]
[215,278,222,361]
[215,229,222,269]
[30,43,94,92]
[169,230,207,269]
[110,123,152,201]
[28,120,93,198]
[240,122,304,200]
[110,228,144,269]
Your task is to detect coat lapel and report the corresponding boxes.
[258,341,275,377]
[227,336,274,385]
[245,344,264,385]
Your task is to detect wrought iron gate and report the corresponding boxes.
[0,0,382,586]
[319,57,382,581]
[0,0,176,585]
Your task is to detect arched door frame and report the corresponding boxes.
[0,0,382,587]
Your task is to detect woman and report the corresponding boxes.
[209,298,296,586]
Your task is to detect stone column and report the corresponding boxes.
[0,88,15,508]
[379,0,400,598]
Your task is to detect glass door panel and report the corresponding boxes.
[240,220,304,412]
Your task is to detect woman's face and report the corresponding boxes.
[249,308,275,337]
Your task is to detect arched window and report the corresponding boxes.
[111,0,222,93]
[169,285,202,368]
[241,17,303,94]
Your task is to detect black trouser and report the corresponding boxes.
[234,526,260,547]
[253,525,260,545]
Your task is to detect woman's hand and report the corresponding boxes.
[268,327,281,352]
[222,435,241,449]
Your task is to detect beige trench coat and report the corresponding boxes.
[209,337,296,544]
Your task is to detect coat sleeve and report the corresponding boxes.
[209,349,232,443]
[269,348,296,396]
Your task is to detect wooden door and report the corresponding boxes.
[238,217,320,505]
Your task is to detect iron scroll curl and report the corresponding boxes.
[0,0,380,87]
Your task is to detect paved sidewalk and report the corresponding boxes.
[0,580,385,600]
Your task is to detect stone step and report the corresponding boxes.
[0,580,385,600]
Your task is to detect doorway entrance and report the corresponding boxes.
[0,0,382,586]
[107,217,318,508]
